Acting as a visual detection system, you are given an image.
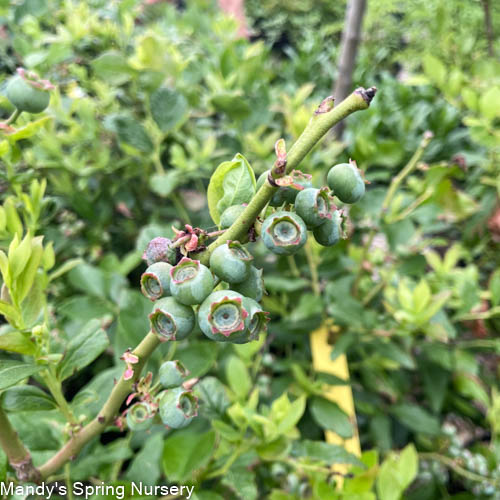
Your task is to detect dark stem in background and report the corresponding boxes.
[332,0,367,139]
[481,0,495,57]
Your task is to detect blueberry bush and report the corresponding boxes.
[0,1,499,499]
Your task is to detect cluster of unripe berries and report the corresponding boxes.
[141,236,268,346]
[256,161,365,255]
[127,360,197,431]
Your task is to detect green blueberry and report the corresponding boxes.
[231,266,265,301]
[198,290,252,343]
[220,205,246,229]
[159,360,189,389]
[158,388,198,429]
[143,237,177,266]
[140,262,172,301]
[6,71,51,114]
[294,187,334,228]
[327,162,365,204]
[170,257,214,305]
[209,241,253,284]
[282,171,313,204]
[149,297,195,341]
[261,211,307,255]
[313,210,341,246]
[126,402,154,431]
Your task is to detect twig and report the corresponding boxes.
[480,0,495,57]
[38,331,160,478]
[332,0,367,138]
[419,452,499,486]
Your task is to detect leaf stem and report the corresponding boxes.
[42,368,78,426]
[5,109,21,126]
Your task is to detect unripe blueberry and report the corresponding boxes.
[158,387,198,429]
[149,297,195,341]
[242,297,269,342]
[198,290,252,343]
[312,210,341,246]
[209,241,253,284]
[327,162,365,204]
[169,257,214,305]
[294,187,334,228]
[6,69,52,114]
[261,211,307,255]
[159,360,189,389]
[256,171,292,207]
[143,237,177,266]
[231,266,265,301]
[220,205,246,229]
[140,262,172,301]
[126,402,154,431]
[282,171,313,204]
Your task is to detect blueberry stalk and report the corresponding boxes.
[200,88,376,264]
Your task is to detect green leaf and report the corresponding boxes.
[276,395,306,434]
[162,429,216,483]
[264,276,309,292]
[0,360,42,390]
[210,92,251,119]
[226,355,251,399]
[58,319,109,381]
[150,87,188,133]
[330,332,355,361]
[413,279,431,313]
[422,54,446,87]
[479,86,500,121]
[125,433,163,486]
[221,456,258,500]
[291,440,363,466]
[195,376,231,419]
[310,396,353,438]
[9,232,32,279]
[20,277,45,328]
[176,341,218,378]
[391,403,440,435]
[0,300,22,327]
[490,269,500,307]
[107,115,154,154]
[18,236,44,303]
[91,51,135,85]
[68,263,107,298]
[207,154,256,225]
[149,171,183,198]
[2,385,56,412]
[453,372,490,407]
[6,117,51,141]
[376,444,418,500]
[0,330,36,355]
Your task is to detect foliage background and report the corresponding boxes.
[0,0,499,498]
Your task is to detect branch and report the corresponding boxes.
[199,87,377,264]
[38,331,160,479]
[332,0,367,138]
[0,406,41,483]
